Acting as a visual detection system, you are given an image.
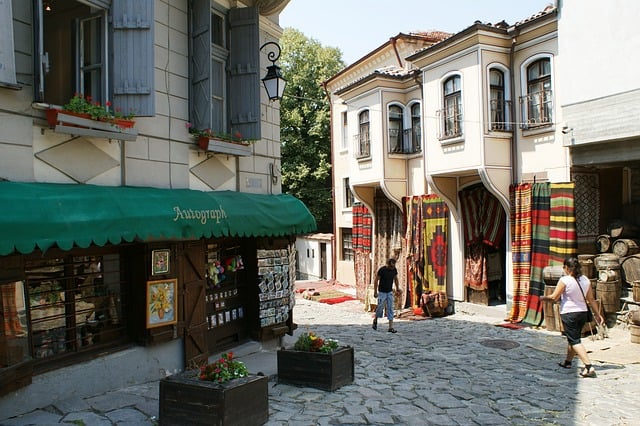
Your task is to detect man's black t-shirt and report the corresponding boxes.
[377,266,397,293]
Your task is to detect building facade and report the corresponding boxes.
[0,0,316,418]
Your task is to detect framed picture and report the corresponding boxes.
[151,249,170,275]
[146,278,178,328]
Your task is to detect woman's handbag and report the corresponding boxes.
[576,278,594,322]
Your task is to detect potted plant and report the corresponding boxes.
[159,352,268,426]
[46,93,136,130]
[187,123,255,156]
[277,331,354,391]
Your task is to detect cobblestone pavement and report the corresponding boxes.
[2,294,639,425]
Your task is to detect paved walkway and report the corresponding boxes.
[2,294,639,425]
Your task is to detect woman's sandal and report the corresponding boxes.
[558,360,572,369]
[579,365,596,378]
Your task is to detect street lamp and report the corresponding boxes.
[260,41,286,102]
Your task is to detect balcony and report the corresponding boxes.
[388,128,421,155]
[353,133,370,159]
[489,100,513,131]
[519,89,553,130]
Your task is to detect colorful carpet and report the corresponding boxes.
[318,295,357,305]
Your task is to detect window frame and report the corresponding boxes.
[519,54,554,130]
[341,228,354,262]
[387,103,404,153]
[439,73,463,140]
[341,110,349,151]
[344,177,354,208]
[355,109,371,159]
[487,64,511,132]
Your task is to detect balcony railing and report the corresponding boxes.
[437,106,463,140]
[519,89,553,130]
[353,132,370,159]
[489,99,512,131]
[388,128,421,154]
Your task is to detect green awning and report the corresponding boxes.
[0,181,317,255]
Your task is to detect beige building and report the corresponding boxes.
[327,6,576,320]
[0,0,317,418]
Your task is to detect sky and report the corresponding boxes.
[280,0,553,65]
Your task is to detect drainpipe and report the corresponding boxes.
[508,27,520,185]
[390,36,403,68]
[322,81,337,282]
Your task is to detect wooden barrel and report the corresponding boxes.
[598,269,620,282]
[612,239,640,257]
[634,280,640,302]
[631,310,640,326]
[631,324,640,344]
[596,280,621,314]
[578,254,595,278]
[595,253,620,270]
[590,278,597,298]
[596,234,611,253]
[607,219,640,239]
[542,265,564,286]
[543,285,562,332]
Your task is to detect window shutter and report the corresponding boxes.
[85,0,112,9]
[228,7,261,141]
[0,0,18,87]
[190,0,212,132]
[110,0,154,117]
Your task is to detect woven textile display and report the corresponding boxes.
[352,203,373,301]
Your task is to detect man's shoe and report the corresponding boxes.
[388,328,397,333]
[372,318,377,330]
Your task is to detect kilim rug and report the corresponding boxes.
[507,183,532,323]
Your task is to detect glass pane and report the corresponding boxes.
[359,110,369,124]
[490,69,503,86]
[211,13,224,47]
[26,254,126,360]
[411,103,420,118]
[389,105,402,119]
[0,281,29,367]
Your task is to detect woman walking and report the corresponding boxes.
[540,257,604,377]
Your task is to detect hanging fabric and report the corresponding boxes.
[523,182,551,325]
[549,182,577,264]
[507,183,532,322]
[352,203,372,301]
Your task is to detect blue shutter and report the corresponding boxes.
[110,0,154,117]
[228,7,261,141]
[190,0,212,132]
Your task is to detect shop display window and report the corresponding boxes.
[0,281,29,368]
[25,254,128,361]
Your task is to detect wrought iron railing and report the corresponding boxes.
[519,89,553,129]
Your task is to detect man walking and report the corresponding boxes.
[373,258,400,333]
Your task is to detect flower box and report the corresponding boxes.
[198,136,252,157]
[45,109,138,141]
[159,372,268,426]
[277,346,354,391]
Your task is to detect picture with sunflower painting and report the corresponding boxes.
[146,278,178,328]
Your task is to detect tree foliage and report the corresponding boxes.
[279,28,345,233]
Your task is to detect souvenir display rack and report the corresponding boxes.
[205,243,247,349]
[256,244,296,329]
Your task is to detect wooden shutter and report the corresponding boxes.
[190,0,212,132]
[0,0,18,87]
[110,0,154,117]
[228,7,261,141]
[179,241,209,368]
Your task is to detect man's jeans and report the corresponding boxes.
[375,291,394,321]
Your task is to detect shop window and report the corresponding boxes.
[25,253,128,363]
[342,228,354,261]
[33,0,155,116]
[0,281,29,368]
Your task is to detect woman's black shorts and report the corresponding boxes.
[560,311,588,345]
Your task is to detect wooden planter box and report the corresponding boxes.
[277,346,354,391]
[45,109,138,141]
[198,136,252,156]
[159,372,268,426]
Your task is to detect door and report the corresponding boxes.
[179,241,208,368]
[320,243,327,280]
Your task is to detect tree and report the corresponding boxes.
[279,28,345,233]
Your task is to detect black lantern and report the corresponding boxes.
[260,42,286,102]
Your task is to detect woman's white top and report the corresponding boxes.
[559,274,590,314]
